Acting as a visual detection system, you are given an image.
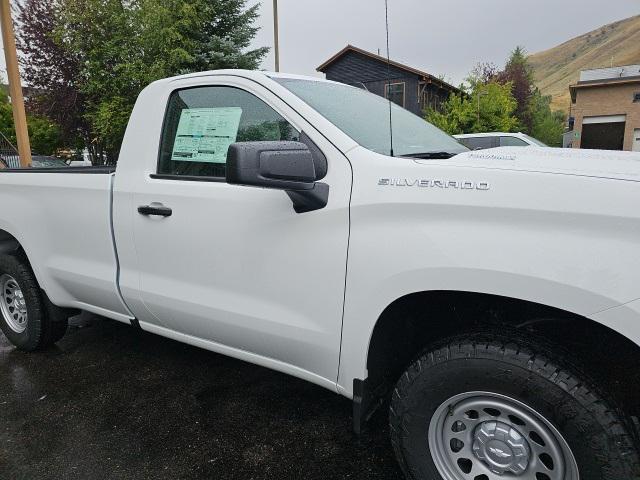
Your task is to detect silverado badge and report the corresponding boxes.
[378,178,490,190]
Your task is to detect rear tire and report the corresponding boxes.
[389,334,640,480]
[0,253,68,351]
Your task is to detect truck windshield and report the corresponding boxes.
[273,78,468,158]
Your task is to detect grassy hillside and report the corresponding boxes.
[529,15,640,112]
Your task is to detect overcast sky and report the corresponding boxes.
[0,1,637,85]
[248,0,639,85]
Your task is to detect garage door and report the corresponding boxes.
[581,115,626,150]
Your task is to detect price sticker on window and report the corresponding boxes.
[171,107,242,163]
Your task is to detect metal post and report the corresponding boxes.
[0,0,31,168]
[273,0,280,72]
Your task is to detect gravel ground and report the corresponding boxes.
[0,314,403,480]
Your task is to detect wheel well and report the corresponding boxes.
[0,229,21,254]
[0,229,78,321]
[366,291,640,419]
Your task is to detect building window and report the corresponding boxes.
[634,92,640,102]
[385,82,405,107]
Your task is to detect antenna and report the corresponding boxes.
[384,0,394,157]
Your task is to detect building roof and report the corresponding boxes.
[579,65,640,82]
[317,45,461,94]
[569,74,640,102]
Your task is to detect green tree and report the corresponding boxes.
[428,49,566,145]
[51,0,268,163]
[26,117,63,155]
[528,91,565,147]
[17,0,87,150]
[192,0,269,71]
[497,47,565,145]
[0,92,62,155]
[55,0,147,162]
[497,47,535,132]
[0,92,14,142]
[426,81,519,135]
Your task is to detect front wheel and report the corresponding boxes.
[389,335,640,480]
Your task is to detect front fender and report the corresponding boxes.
[337,148,640,398]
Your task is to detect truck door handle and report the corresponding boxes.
[138,204,172,217]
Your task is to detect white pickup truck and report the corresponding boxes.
[1,70,639,480]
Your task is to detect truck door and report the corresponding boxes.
[115,78,351,385]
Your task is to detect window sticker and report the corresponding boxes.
[171,107,242,163]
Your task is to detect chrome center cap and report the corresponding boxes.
[472,421,530,475]
[14,290,26,312]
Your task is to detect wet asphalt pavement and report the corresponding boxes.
[0,314,402,480]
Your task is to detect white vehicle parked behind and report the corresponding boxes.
[455,131,548,150]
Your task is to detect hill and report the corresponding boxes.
[529,15,640,112]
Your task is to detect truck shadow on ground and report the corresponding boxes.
[0,314,402,480]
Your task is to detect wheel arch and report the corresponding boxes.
[0,228,21,255]
[0,228,55,305]
[355,289,640,433]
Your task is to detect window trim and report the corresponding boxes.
[385,81,406,108]
[149,173,225,183]
[154,84,301,182]
[499,136,529,147]
[459,136,498,149]
[633,92,640,103]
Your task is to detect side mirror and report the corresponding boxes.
[226,141,329,213]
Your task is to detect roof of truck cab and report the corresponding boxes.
[154,69,333,85]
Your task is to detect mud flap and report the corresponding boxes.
[353,378,385,435]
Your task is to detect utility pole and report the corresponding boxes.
[273,0,280,72]
[0,0,31,168]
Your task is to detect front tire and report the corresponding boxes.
[389,335,640,480]
[0,253,68,351]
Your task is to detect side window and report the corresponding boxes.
[459,137,495,150]
[500,136,529,147]
[158,86,299,178]
[385,82,405,107]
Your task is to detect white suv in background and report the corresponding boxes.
[455,132,548,150]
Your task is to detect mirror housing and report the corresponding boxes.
[226,141,329,213]
[226,141,316,190]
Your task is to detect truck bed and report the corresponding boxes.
[0,168,131,320]
[0,166,116,174]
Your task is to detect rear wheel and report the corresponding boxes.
[0,272,29,335]
[0,254,68,351]
[389,335,640,480]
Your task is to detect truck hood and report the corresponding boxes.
[415,147,640,182]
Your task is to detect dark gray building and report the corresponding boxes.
[317,45,460,116]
